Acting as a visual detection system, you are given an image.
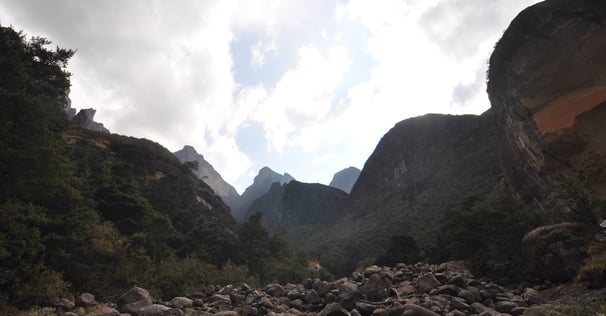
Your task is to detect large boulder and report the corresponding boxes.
[488,0,606,207]
[521,222,591,281]
[359,273,392,301]
[117,287,153,315]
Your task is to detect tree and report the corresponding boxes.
[0,25,74,203]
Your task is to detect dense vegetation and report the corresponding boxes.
[0,25,311,311]
[432,191,546,278]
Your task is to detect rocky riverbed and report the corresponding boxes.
[29,261,587,316]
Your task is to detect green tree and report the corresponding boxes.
[0,26,74,203]
[375,235,420,266]
[433,192,546,276]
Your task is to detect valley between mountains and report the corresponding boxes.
[2,0,606,315]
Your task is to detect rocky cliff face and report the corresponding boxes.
[351,112,502,216]
[232,167,295,222]
[246,181,352,232]
[488,0,606,207]
[174,145,240,203]
[329,167,361,194]
[72,108,109,133]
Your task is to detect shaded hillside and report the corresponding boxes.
[351,111,501,216]
[173,145,240,209]
[0,26,309,309]
[289,112,502,275]
[232,167,294,222]
[329,167,360,194]
[66,128,237,238]
[246,181,352,233]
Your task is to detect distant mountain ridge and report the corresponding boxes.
[329,167,360,194]
[171,149,296,222]
[246,180,352,233]
[233,167,295,222]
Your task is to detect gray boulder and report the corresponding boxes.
[117,287,153,315]
[522,222,590,281]
[169,297,193,309]
[417,273,441,293]
[360,273,392,301]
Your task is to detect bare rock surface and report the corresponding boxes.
[488,0,606,206]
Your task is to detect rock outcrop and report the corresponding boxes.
[72,108,109,133]
[488,0,606,207]
[233,167,295,222]
[174,145,240,206]
[521,222,591,282]
[39,262,552,316]
[245,181,352,232]
[351,112,501,218]
[329,167,361,194]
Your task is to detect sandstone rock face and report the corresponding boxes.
[521,222,591,281]
[351,112,501,217]
[329,167,361,194]
[174,145,240,203]
[488,0,606,206]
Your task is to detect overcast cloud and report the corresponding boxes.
[0,0,538,192]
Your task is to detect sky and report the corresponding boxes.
[0,0,538,193]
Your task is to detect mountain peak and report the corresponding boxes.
[231,167,295,222]
[174,146,239,199]
[329,166,361,194]
[180,145,197,154]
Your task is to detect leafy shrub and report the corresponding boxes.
[553,173,605,229]
[579,243,606,289]
[375,235,420,266]
[551,299,606,316]
[10,264,69,308]
[433,190,547,277]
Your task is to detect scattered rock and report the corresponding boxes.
[169,297,193,309]
[34,261,558,316]
[264,283,285,297]
[418,273,441,293]
[76,293,95,307]
[360,273,392,301]
[118,286,152,306]
[54,297,75,311]
[402,303,440,316]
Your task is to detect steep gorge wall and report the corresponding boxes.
[488,0,606,206]
[351,112,502,216]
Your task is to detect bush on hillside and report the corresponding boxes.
[433,191,547,277]
[375,235,421,267]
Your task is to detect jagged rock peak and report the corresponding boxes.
[256,166,295,184]
[72,108,109,133]
[231,167,295,222]
[174,145,239,199]
[329,166,361,194]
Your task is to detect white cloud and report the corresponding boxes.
[203,135,254,186]
[0,0,541,192]
[246,45,351,153]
